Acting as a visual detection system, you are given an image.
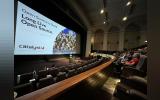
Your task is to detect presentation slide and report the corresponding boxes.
[14,1,80,55]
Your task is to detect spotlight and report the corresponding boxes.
[126,1,131,6]
[122,16,127,21]
[100,9,104,14]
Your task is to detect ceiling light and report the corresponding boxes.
[122,16,127,21]
[126,1,131,6]
[100,9,104,14]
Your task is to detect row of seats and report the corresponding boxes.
[14,57,109,97]
[120,55,147,78]
[16,57,102,85]
[113,54,147,100]
[113,75,147,100]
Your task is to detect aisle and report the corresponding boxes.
[102,77,120,94]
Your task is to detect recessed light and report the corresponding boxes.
[100,9,104,14]
[122,16,127,21]
[126,1,131,6]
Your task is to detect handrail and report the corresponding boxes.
[16,56,116,100]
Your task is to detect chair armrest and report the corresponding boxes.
[121,76,147,94]
[121,67,146,78]
[128,76,147,84]
[127,89,147,100]
[114,83,147,100]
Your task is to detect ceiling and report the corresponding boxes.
[20,0,147,32]
[64,0,147,31]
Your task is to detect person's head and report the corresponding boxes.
[130,51,134,55]
[132,53,140,59]
[126,52,130,56]
[144,47,147,52]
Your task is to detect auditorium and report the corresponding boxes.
[13,0,147,100]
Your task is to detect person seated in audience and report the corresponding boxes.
[142,47,147,55]
[114,52,128,65]
[127,51,134,61]
[113,51,129,72]
[122,53,140,66]
[114,46,147,73]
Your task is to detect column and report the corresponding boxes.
[119,29,125,51]
[85,30,92,57]
[103,32,108,50]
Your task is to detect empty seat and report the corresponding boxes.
[51,64,56,68]
[37,75,54,89]
[77,67,83,73]
[91,58,97,62]
[114,82,147,100]
[87,63,92,68]
[88,63,95,68]
[49,66,56,70]
[96,60,101,64]
[48,68,59,77]
[83,65,88,71]
[17,72,33,85]
[58,66,67,72]
[67,69,76,77]
[70,64,79,69]
[120,76,147,94]
[14,82,34,97]
[92,62,98,67]
[114,76,147,100]
[37,70,48,79]
[56,72,67,82]
[87,60,92,64]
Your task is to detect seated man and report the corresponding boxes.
[114,52,128,65]
[113,52,129,72]
[122,53,140,66]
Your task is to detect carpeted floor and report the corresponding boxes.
[102,77,120,94]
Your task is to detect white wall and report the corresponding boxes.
[124,31,139,49]
[85,27,147,56]
[119,30,124,51]
[107,32,119,51]
[93,31,104,50]
[139,31,147,45]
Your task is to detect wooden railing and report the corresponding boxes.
[16,56,116,100]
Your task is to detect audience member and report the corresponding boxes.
[122,53,140,66]
[113,46,147,73]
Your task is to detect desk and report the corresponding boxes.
[16,56,116,100]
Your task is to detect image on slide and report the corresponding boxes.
[53,28,77,54]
